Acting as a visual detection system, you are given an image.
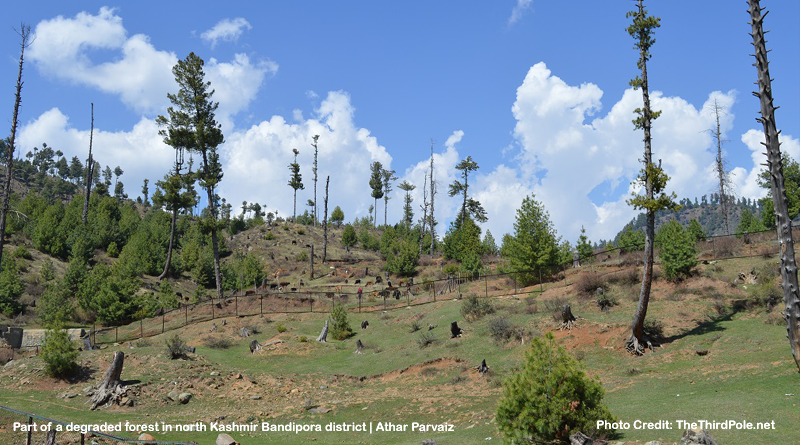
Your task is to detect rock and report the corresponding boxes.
[216,433,239,445]
[679,428,718,445]
[250,395,262,400]
[83,385,94,394]
[307,406,330,414]
[644,441,661,445]
[570,432,594,445]
[210,371,220,376]
[178,392,192,404]
[422,440,437,445]
[167,391,179,402]
[137,433,155,443]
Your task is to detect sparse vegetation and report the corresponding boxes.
[41,325,78,378]
[460,294,495,321]
[166,334,189,359]
[417,332,437,349]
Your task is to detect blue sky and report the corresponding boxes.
[2,1,799,243]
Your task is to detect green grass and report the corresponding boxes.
[1,281,798,445]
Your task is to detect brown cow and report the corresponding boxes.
[365,281,373,287]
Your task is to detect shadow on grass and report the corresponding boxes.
[660,311,735,345]
[64,365,96,384]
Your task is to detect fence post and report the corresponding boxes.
[140,317,144,339]
[80,432,85,445]
[115,326,118,343]
[212,298,215,320]
[185,305,188,326]
[92,323,96,346]
[235,293,239,317]
[514,272,517,296]
[162,313,165,334]
[433,282,436,302]
[712,237,716,259]
[383,294,386,310]
[484,271,488,298]
[27,416,32,445]
[310,299,313,313]
[260,295,263,316]
[539,269,543,292]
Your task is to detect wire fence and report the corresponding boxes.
[79,224,795,347]
[0,404,196,445]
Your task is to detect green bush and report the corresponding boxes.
[166,334,188,359]
[276,323,287,333]
[384,239,420,276]
[297,251,309,262]
[12,246,32,260]
[496,332,616,443]
[341,224,357,249]
[41,325,79,378]
[0,259,24,317]
[330,303,354,340]
[264,232,275,240]
[656,220,697,281]
[40,258,56,282]
[106,241,120,258]
[460,294,495,321]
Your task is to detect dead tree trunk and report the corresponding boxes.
[82,103,95,225]
[249,339,261,353]
[429,139,436,255]
[158,206,178,280]
[477,359,489,374]
[559,304,577,331]
[0,24,30,268]
[317,319,328,342]
[91,351,125,410]
[323,176,329,263]
[749,0,800,372]
[355,339,364,354]
[44,430,56,445]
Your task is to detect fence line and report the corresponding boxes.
[76,223,793,346]
[0,404,196,445]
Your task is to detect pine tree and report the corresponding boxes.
[576,225,593,262]
[288,148,304,221]
[398,180,416,227]
[381,168,397,227]
[625,0,679,354]
[369,162,383,227]
[161,52,225,299]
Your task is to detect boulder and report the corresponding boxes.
[178,392,193,404]
[167,391,179,402]
[137,433,155,443]
[679,428,718,445]
[216,433,239,445]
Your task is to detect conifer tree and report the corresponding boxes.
[288,148,304,221]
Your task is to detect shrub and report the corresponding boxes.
[410,320,421,333]
[276,323,287,333]
[298,336,309,342]
[575,272,604,298]
[264,232,275,240]
[417,332,437,349]
[297,251,308,262]
[496,332,616,443]
[460,294,495,321]
[657,220,697,281]
[41,325,78,378]
[330,303,354,340]
[12,246,32,260]
[106,241,120,258]
[40,258,56,282]
[341,224,357,249]
[166,334,188,359]
[596,292,618,311]
[488,316,521,343]
[297,228,305,236]
[203,337,233,349]
[607,267,639,286]
[714,237,737,258]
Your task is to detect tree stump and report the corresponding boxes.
[44,430,57,445]
[569,431,593,445]
[559,304,577,331]
[477,359,489,375]
[240,327,250,338]
[355,339,364,354]
[361,320,369,329]
[317,320,328,342]
[249,340,261,353]
[91,351,125,410]
[450,321,462,338]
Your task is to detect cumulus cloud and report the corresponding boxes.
[221,91,393,223]
[201,18,252,48]
[28,8,275,125]
[503,62,739,242]
[18,108,173,198]
[732,129,800,200]
[508,0,533,25]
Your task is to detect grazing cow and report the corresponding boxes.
[361,320,369,329]
[245,290,255,296]
[325,292,335,299]
[355,279,361,284]
[290,288,297,292]
[269,283,279,289]
[375,276,383,284]
[279,281,291,287]
[305,244,312,248]
[299,279,305,287]
[335,286,342,293]
[291,240,297,245]
[379,289,390,298]
[345,279,349,284]
[393,289,402,299]
[365,281,373,287]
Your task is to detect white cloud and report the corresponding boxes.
[733,129,800,200]
[508,0,533,25]
[201,18,252,48]
[28,8,274,125]
[221,91,393,223]
[18,108,173,197]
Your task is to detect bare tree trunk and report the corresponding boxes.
[91,351,125,410]
[0,24,30,268]
[711,99,731,234]
[206,187,223,300]
[355,339,364,354]
[317,319,328,342]
[323,176,329,263]
[158,207,178,280]
[559,304,578,331]
[419,173,429,255]
[429,140,436,255]
[749,0,800,372]
[83,103,95,225]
